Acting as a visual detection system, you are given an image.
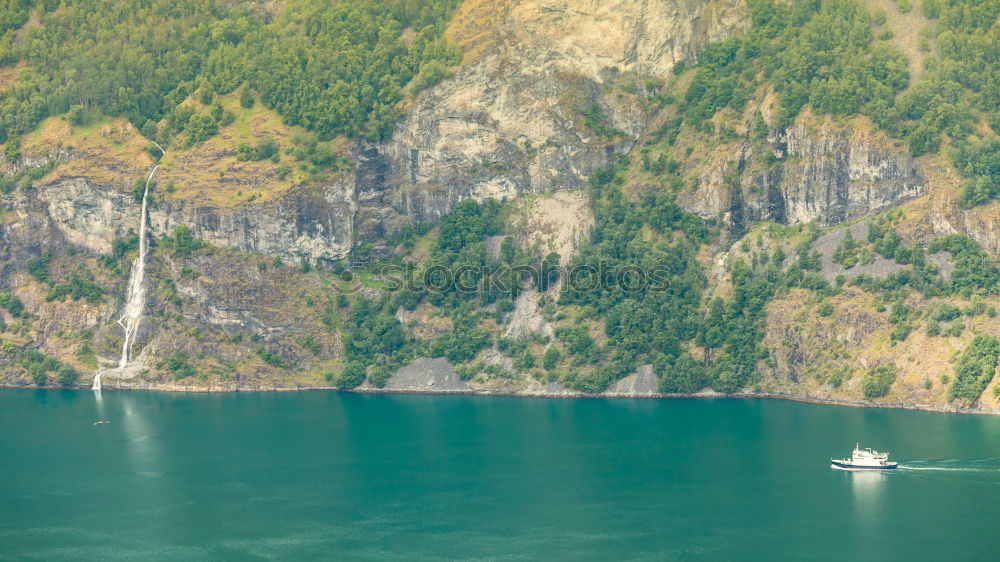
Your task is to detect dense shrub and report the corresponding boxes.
[656,353,708,394]
[542,347,561,371]
[57,365,79,386]
[160,226,207,258]
[161,351,196,379]
[862,365,896,399]
[951,335,1000,402]
[337,361,367,389]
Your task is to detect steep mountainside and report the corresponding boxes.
[2,0,1000,413]
[354,0,746,238]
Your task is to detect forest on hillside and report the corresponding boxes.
[0,0,462,147]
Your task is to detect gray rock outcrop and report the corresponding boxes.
[604,364,659,396]
[680,118,927,230]
[378,357,470,392]
[34,175,355,263]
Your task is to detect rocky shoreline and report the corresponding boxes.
[5,383,997,416]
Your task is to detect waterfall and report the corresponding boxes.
[93,143,163,391]
[114,142,165,374]
[116,163,156,368]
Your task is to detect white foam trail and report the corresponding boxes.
[899,466,992,472]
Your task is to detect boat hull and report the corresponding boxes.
[831,460,898,470]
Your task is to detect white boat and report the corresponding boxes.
[831,444,898,470]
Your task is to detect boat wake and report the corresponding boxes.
[898,466,990,472]
[832,456,1000,482]
[900,458,1000,472]
[896,459,1000,485]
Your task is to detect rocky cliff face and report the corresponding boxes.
[925,159,1000,257]
[37,177,138,255]
[150,177,355,263]
[678,113,927,232]
[353,0,749,240]
[35,174,354,264]
[758,120,925,225]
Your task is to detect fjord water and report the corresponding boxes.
[3,391,1000,560]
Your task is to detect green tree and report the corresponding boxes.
[239,86,255,109]
[657,353,707,394]
[57,365,79,386]
[542,347,561,371]
[337,361,367,389]
[862,364,896,399]
[410,60,452,94]
[950,335,1000,402]
[161,225,207,258]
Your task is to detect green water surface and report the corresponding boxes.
[2,390,999,559]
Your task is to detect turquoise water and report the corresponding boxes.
[2,390,1000,559]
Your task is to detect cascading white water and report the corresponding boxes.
[93,141,166,390]
[94,143,163,390]
[116,164,156,368]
